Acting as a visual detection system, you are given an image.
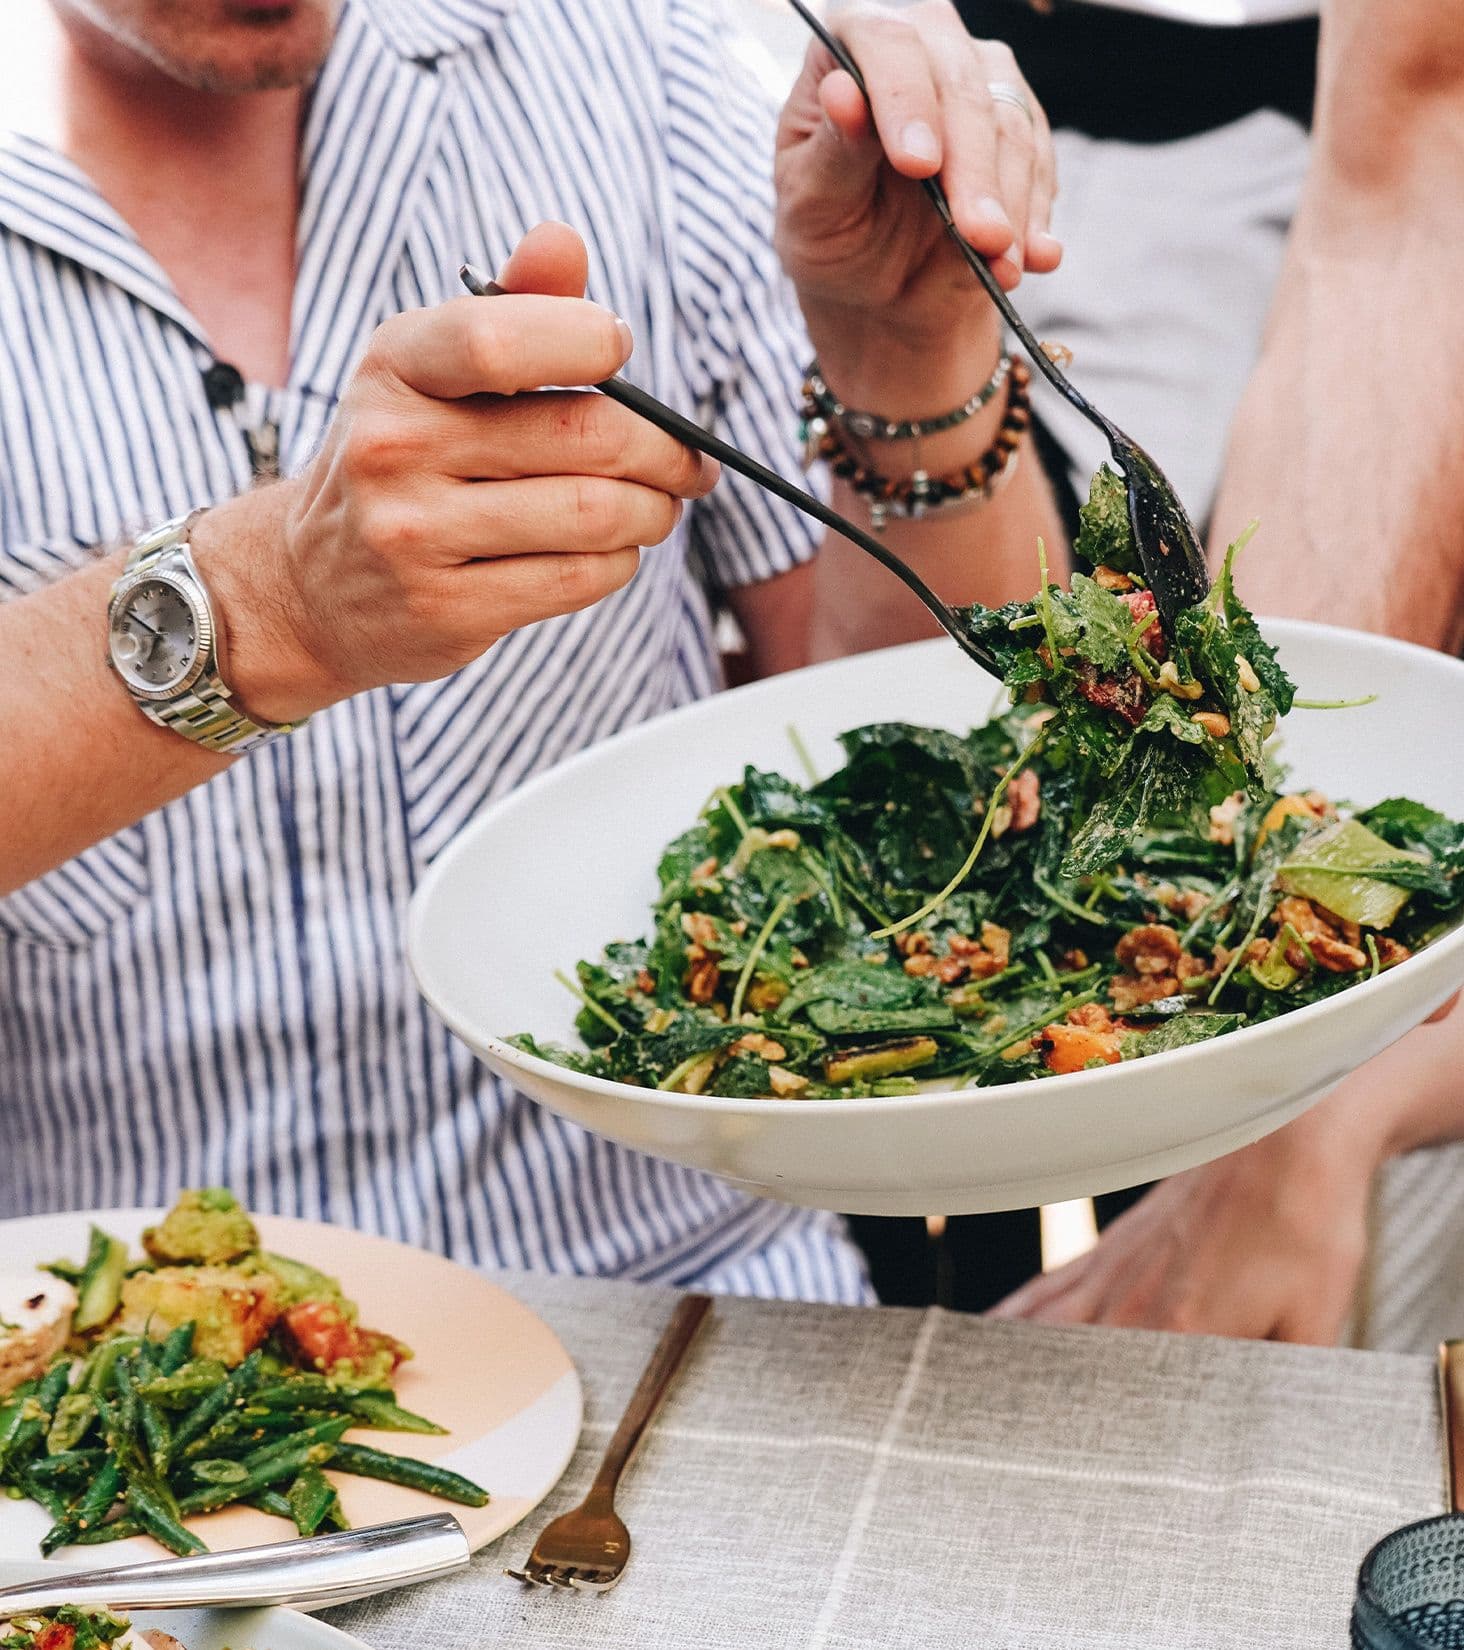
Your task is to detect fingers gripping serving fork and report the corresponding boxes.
[507,1294,712,1592]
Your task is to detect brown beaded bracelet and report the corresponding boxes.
[801,357,1033,531]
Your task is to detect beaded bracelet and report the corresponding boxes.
[803,351,1011,443]
[803,357,1032,531]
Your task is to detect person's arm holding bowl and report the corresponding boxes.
[996,0,1464,1343]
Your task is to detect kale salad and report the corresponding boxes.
[513,469,1464,1099]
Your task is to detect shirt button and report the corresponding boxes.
[203,360,246,410]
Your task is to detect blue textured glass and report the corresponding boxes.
[1354,1517,1464,1649]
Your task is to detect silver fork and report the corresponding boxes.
[506,1294,711,1592]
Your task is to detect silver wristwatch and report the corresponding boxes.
[107,510,303,755]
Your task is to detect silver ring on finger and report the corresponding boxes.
[987,80,1034,124]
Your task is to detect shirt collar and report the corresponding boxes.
[0,0,517,344]
[362,0,520,61]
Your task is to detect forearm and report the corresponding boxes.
[1268,1007,1464,1189]
[0,548,232,893]
[808,322,1063,660]
[1210,0,1464,648]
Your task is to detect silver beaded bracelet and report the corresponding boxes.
[803,351,1011,443]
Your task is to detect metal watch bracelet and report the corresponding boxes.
[117,512,304,755]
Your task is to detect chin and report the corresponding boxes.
[69,0,343,92]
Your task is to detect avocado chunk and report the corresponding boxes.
[823,1036,939,1085]
[142,1188,259,1267]
[252,1250,348,1310]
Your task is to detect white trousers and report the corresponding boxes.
[1021,108,1310,529]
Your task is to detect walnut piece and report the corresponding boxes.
[731,1032,787,1062]
[1208,791,1246,846]
[1006,769,1042,833]
[1115,924,1182,977]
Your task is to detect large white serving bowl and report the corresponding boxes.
[408,622,1464,1215]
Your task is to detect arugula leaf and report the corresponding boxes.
[604,1016,743,1087]
[657,823,719,902]
[1361,798,1464,878]
[1172,604,1279,781]
[1073,463,1139,573]
[707,1053,773,1097]
[1061,732,1212,878]
[1058,573,1136,672]
[508,1034,611,1078]
[958,599,1046,678]
[775,960,934,1023]
[1216,526,1296,714]
[1121,1014,1243,1058]
[1135,694,1209,745]
[738,768,832,830]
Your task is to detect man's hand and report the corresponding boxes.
[990,1005,1464,1345]
[197,222,717,724]
[774,0,1060,372]
[988,1129,1372,1344]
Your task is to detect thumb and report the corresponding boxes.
[497,220,590,298]
[790,67,885,206]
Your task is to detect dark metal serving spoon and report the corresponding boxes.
[786,0,1211,627]
[458,264,1002,674]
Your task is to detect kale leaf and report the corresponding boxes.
[1072,464,1140,573]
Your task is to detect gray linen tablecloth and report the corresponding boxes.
[329,1270,1444,1650]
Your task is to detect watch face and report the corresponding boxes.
[110,575,207,697]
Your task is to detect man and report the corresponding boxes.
[0,0,1061,1296]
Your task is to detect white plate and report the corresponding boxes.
[0,1213,581,1570]
[408,622,1464,1215]
[0,1603,370,1650]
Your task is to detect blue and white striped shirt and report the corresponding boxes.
[0,0,871,1304]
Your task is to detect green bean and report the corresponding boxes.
[286,1465,340,1537]
[37,1363,72,1414]
[170,1351,261,1455]
[243,1406,339,1434]
[178,1441,337,1515]
[21,1474,68,1519]
[190,1459,250,1486]
[40,1458,123,1554]
[0,1390,36,1474]
[46,1392,98,1455]
[110,1357,140,1443]
[25,1449,104,1484]
[344,1394,446,1435]
[183,1399,335,1462]
[250,1377,360,1410]
[5,1373,67,1479]
[126,1481,205,1557]
[238,1415,351,1474]
[81,1337,140,1397]
[246,1489,296,1521]
[137,1360,228,1408]
[157,1323,197,1375]
[182,1406,278,1460]
[327,1443,489,1507]
[140,1399,173,1475]
[71,1515,142,1546]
